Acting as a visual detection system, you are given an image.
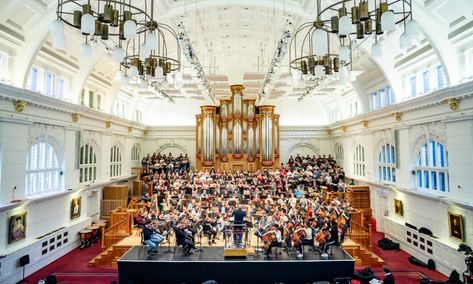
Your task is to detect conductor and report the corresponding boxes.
[232,204,246,247]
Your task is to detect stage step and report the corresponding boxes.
[342,239,384,267]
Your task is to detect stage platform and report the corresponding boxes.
[118,245,355,284]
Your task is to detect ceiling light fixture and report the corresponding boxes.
[289,0,415,90]
[177,21,215,103]
[258,20,293,102]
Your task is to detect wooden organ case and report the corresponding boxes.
[196,84,280,171]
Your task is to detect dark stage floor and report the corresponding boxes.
[119,246,355,284]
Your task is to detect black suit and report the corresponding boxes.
[383,273,395,284]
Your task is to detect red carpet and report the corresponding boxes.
[26,231,449,283]
[358,230,449,284]
[25,242,118,284]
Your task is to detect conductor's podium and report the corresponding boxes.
[223,247,248,258]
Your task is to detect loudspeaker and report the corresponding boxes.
[19,255,30,267]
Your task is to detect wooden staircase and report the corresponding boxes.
[89,228,141,267]
[343,239,385,266]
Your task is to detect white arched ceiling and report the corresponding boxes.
[1,0,473,125]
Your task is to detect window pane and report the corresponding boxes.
[391,145,396,164]
[424,171,430,188]
[431,141,436,167]
[392,168,396,182]
[431,172,437,190]
[439,143,445,167]
[439,172,445,192]
[423,144,428,166]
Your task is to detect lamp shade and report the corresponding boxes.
[371,42,382,58]
[174,71,183,88]
[51,19,65,40]
[400,32,411,50]
[124,20,137,39]
[80,42,92,57]
[166,73,174,85]
[154,66,164,78]
[381,11,395,32]
[339,16,352,36]
[112,46,125,62]
[339,46,350,62]
[139,43,150,60]
[313,29,328,56]
[146,32,157,50]
[292,69,302,81]
[314,65,324,79]
[114,70,124,81]
[80,14,95,35]
[52,35,66,51]
[129,66,139,77]
[406,19,420,39]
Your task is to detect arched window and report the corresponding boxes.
[414,140,449,192]
[131,144,141,161]
[353,144,365,177]
[335,143,344,165]
[110,145,122,177]
[79,144,97,183]
[378,144,396,183]
[26,142,61,196]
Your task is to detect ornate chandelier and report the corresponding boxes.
[289,0,417,84]
[51,0,182,88]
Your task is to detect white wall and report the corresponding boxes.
[0,83,144,283]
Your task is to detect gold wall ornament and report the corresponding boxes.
[128,126,133,133]
[443,98,461,111]
[361,120,369,128]
[71,113,79,123]
[143,129,149,136]
[13,100,29,112]
[341,125,347,132]
[391,112,403,122]
[105,121,111,129]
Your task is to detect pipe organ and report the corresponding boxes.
[196,84,280,171]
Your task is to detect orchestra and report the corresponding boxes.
[136,153,351,258]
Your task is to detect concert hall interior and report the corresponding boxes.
[1,0,473,283]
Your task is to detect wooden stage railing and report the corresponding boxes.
[101,213,133,251]
[347,220,372,249]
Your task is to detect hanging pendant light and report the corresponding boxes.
[339,16,352,36]
[112,46,125,62]
[124,20,137,39]
[115,70,124,81]
[166,73,174,85]
[314,65,324,79]
[51,19,65,40]
[154,66,164,79]
[174,71,183,88]
[313,28,327,56]
[80,41,92,57]
[146,31,157,50]
[53,36,66,50]
[406,19,420,40]
[139,43,150,60]
[399,32,411,50]
[371,42,382,58]
[339,46,350,62]
[381,11,395,32]
[129,66,139,77]
[80,13,95,35]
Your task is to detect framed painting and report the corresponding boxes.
[448,212,464,241]
[394,199,403,216]
[71,196,82,219]
[9,212,27,244]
